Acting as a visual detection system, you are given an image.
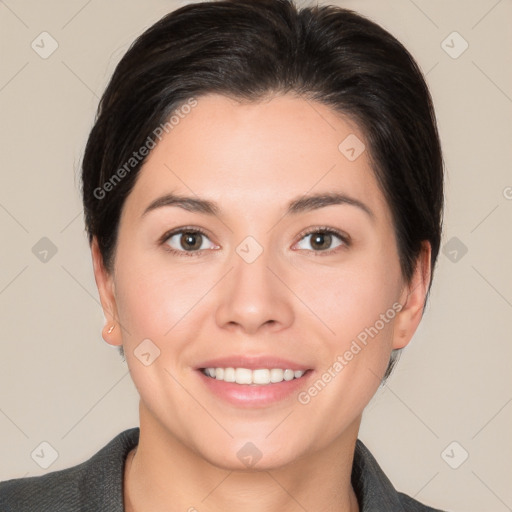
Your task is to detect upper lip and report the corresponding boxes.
[196,356,311,372]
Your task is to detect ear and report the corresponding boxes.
[91,236,122,346]
[392,241,432,350]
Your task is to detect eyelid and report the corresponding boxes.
[159,226,219,257]
[159,225,212,244]
[292,226,351,254]
[159,225,350,256]
[295,225,351,245]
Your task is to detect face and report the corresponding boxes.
[93,93,429,470]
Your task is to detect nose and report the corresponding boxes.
[214,243,295,335]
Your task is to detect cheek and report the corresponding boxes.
[113,247,209,342]
[112,253,201,421]
[302,250,401,345]
[296,267,400,437]
[297,248,402,413]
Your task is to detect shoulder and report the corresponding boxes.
[0,427,139,512]
[397,491,447,512]
[353,439,448,512]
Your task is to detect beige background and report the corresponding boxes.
[1,1,511,511]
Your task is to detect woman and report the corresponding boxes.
[0,0,447,510]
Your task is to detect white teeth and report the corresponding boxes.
[235,368,252,384]
[252,369,270,384]
[223,367,236,382]
[283,369,294,381]
[202,367,306,385]
[269,368,284,383]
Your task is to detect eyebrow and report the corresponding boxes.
[141,191,375,221]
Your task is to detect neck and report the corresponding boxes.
[124,403,361,512]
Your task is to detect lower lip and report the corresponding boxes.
[197,370,313,408]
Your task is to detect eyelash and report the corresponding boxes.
[159,226,213,258]
[296,226,351,255]
[159,225,351,258]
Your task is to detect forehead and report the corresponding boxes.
[122,93,392,226]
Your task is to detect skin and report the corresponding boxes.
[92,93,431,512]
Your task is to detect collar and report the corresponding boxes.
[88,428,442,511]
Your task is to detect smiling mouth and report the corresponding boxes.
[200,367,310,385]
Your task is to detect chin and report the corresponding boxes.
[205,448,299,473]
[188,434,303,472]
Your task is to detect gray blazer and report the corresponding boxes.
[0,428,446,511]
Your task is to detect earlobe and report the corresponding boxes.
[91,237,122,347]
[392,241,432,350]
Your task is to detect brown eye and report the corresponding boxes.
[179,232,203,251]
[163,229,216,254]
[295,228,349,253]
[309,232,333,251]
